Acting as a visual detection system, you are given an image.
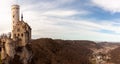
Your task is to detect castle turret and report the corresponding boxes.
[21,13,23,21]
[11,5,20,27]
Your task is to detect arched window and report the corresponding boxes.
[18,33,20,36]
[14,34,16,37]
[21,33,23,37]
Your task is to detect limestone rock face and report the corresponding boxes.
[5,39,15,59]
[1,48,7,60]
[0,35,33,64]
[21,46,33,64]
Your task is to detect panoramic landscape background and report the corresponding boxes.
[1,0,120,64]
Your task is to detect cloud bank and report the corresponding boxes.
[91,0,120,13]
[1,0,120,42]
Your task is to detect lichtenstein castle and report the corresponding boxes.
[0,4,33,64]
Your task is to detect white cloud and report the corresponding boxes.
[41,10,89,17]
[91,0,120,13]
[42,10,78,17]
[30,16,120,42]
[76,20,120,34]
[20,0,75,11]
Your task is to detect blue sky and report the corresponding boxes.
[1,0,120,42]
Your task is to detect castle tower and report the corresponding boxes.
[11,5,20,27]
[0,3,33,64]
[11,4,31,46]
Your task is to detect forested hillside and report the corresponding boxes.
[31,38,95,64]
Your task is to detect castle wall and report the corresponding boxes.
[12,22,31,46]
